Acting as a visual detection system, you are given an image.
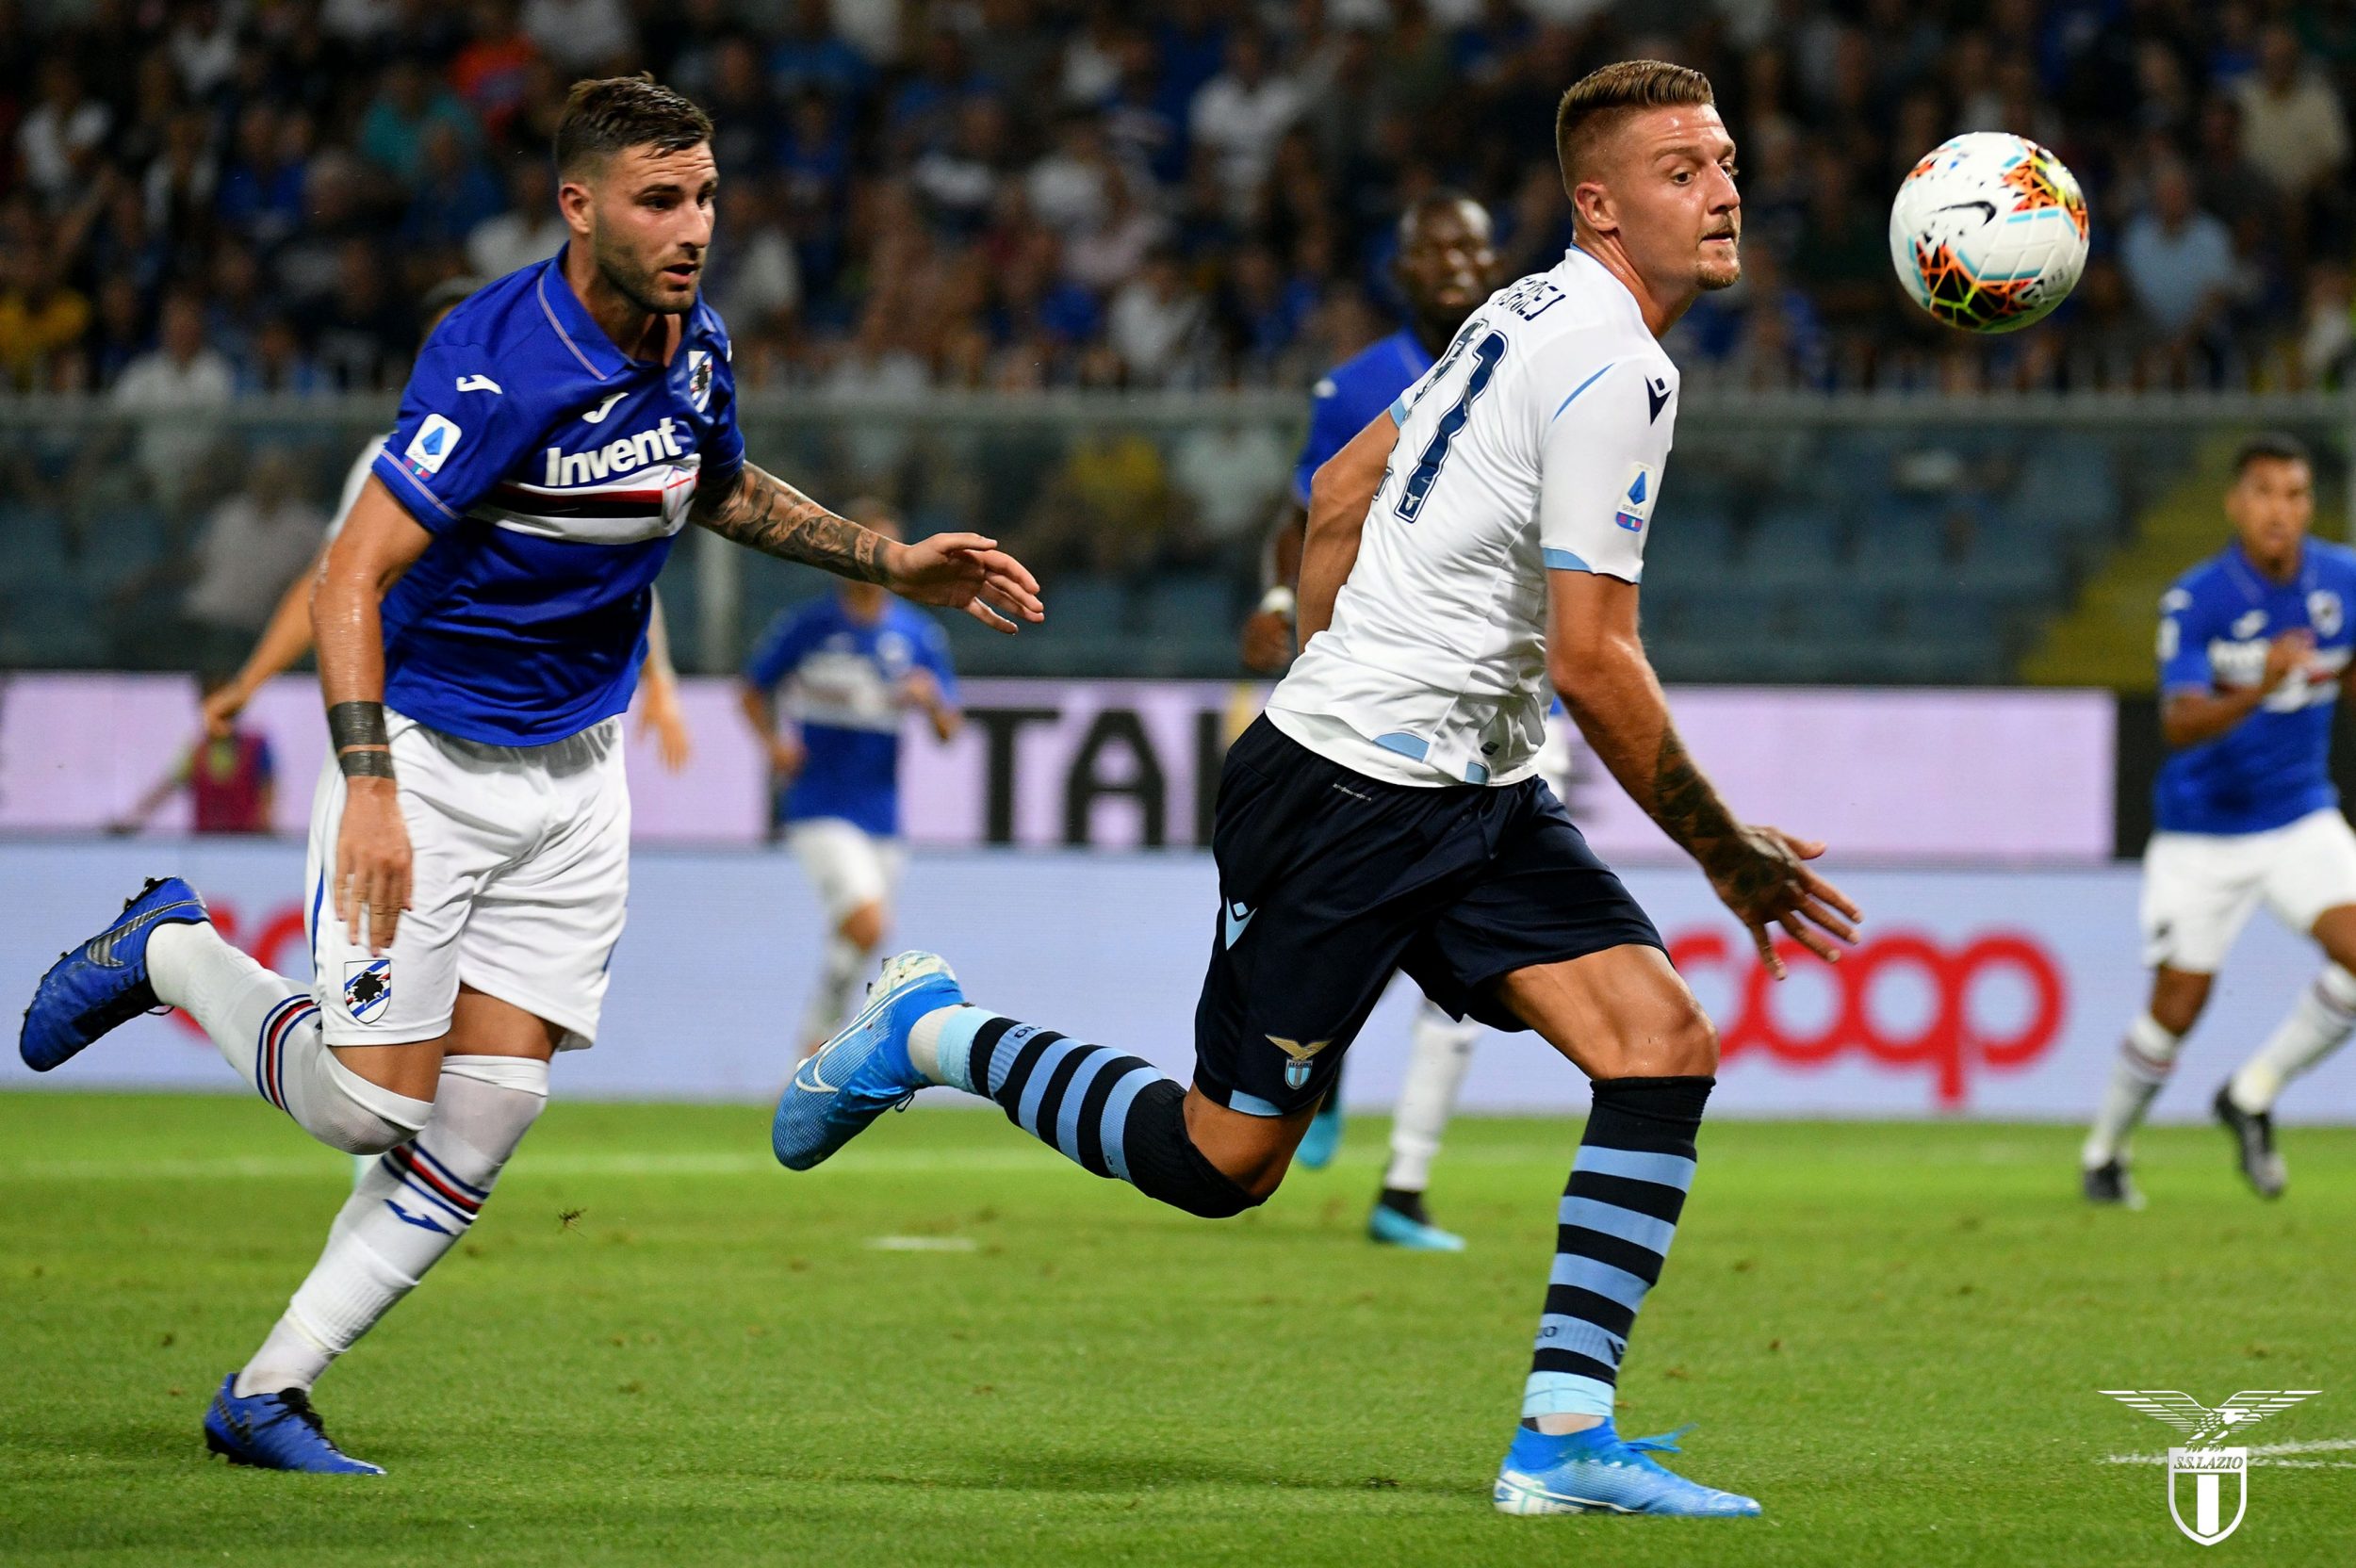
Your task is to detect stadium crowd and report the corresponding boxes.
[1,0,2353,405]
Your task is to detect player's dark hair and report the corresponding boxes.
[1396,188,1489,249]
[2233,431,2312,477]
[554,74,712,177]
[1555,59,1717,191]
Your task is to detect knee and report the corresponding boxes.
[320,1109,419,1157]
[840,902,885,952]
[1617,1006,1718,1079]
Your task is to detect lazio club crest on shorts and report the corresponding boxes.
[342,958,393,1025]
[687,350,712,414]
[2102,1388,2319,1545]
[1267,1035,1332,1091]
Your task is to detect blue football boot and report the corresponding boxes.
[203,1376,384,1475]
[772,951,963,1170]
[1494,1420,1760,1517]
[20,876,209,1071]
[1296,1093,1344,1169]
[1367,1196,1465,1251]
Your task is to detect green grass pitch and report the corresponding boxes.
[2,1092,2350,1566]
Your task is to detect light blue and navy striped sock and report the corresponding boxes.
[1525,1075,1712,1423]
[919,1007,1260,1218]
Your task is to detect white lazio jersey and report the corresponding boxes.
[1268,245,1676,788]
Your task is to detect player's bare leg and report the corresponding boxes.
[2083,965,2208,1207]
[2217,905,2356,1196]
[802,899,887,1059]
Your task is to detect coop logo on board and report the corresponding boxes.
[2102,1389,2320,1544]
[1667,927,2067,1107]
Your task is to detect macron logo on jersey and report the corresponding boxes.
[405,415,462,475]
[542,417,687,487]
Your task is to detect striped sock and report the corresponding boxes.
[920,1007,1164,1181]
[1524,1075,1712,1423]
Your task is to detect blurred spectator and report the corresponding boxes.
[216,106,309,253]
[110,673,279,837]
[110,292,233,508]
[1170,417,1288,553]
[87,277,147,389]
[304,240,413,390]
[2120,162,2240,346]
[467,156,565,280]
[450,0,542,144]
[2297,263,2354,389]
[2233,25,2350,204]
[236,314,332,397]
[402,122,507,251]
[1190,29,1305,213]
[180,448,327,669]
[520,0,637,73]
[911,97,1010,237]
[0,246,90,392]
[1106,248,1207,385]
[1026,110,1114,237]
[16,59,110,209]
[359,57,481,188]
[167,0,239,102]
[771,0,875,104]
[703,182,803,334]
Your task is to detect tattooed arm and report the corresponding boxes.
[1545,568,1859,975]
[694,463,1044,631]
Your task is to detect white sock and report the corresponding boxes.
[147,922,429,1154]
[1384,1003,1479,1192]
[800,933,874,1047]
[2084,1012,2183,1168]
[237,1054,548,1396]
[2231,964,2356,1115]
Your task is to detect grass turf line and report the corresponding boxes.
[1,1091,2351,1567]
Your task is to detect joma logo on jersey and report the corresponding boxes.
[542,417,686,486]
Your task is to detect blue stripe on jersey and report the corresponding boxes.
[368,254,744,746]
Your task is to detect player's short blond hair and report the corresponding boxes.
[1554,60,1717,192]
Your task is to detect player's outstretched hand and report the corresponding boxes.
[335,779,414,955]
[1704,826,1860,980]
[886,532,1044,634]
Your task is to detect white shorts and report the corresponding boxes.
[304,710,630,1050]
[2141,808,2356,972]
[787,818,906,926]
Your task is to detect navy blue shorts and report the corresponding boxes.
[1191,717,1663,1118]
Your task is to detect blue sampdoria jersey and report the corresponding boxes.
[744,596,957,838]
[2154,540,2356,835]
[371,255,744,746]
[1290,327,1433,505]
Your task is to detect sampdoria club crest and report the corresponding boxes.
[2102,1389,2320,1545]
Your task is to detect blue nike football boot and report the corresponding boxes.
[1296,1093,1344,1169]
[203,1376,384,1475]
[772,951,963,1170]
[20,877,209,1071]
[1494,1420,1760,1516]
[1367,1197,1466,1251]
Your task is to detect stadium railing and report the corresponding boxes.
[1,390,2348,684]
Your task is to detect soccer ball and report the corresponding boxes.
[1889,132,2089,334]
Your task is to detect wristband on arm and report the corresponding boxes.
[328,701,395,780]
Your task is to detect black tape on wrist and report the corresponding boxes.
[327,701,388,753]
[337,748,395,780]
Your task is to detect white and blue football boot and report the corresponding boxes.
[203,1376,384,1475]
[1367,1200,1466,1251]
[20,877,210,1071]
[772,952,962,1170]
[1494,1420,1760,1517]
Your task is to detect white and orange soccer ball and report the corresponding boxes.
[1889,132,2089,334]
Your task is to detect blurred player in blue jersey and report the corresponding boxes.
[1238,191,1503,1250]
[2085,433,2356,1207]
[739,499,961,1054]
[21,75,1039,1473]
